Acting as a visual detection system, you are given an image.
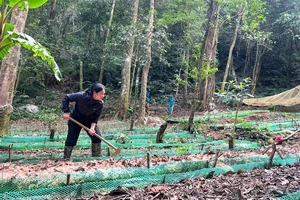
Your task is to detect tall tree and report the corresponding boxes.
[98,0,116,83]
[239,0,268,92]
[251,33,270,95]
[138,0,154,124]
[117,0,139,120]
[0,6,28,136]
[242,40,253,75]
[188,0,220,131]
[157,0,206,107]
[0,0,62,136]
[182,45,190,106]
[49,0,56,20]
[221,2,246,90]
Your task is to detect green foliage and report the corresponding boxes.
[200,61,218,80]
[190,120,208,136]
[10,107,36,120]
[0,23,15,58]
[0,0,61,80]
[276,0,300,40]
[236,118,267,132]
[9,0,48,9]
[10,32,62,80]
[6,0,299,104]
[114,133,131,144]
[13,94,31,104]
[235,118,271,141]
[37,107,60,130]
[242,0,267,33]
[215,78,252,107]
[170,136,187,144]
[175,144,192,153]
[178,119,207,136]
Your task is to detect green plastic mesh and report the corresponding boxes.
[0,129,218,151]
[176,110,272,122]
[210,120,300,132]
[1,130,199,144]
[277,191,300,200]
[0,154,298,200]
[1,110,299,199]
[0,139,261,163]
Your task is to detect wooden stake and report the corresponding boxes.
[8,144,13,162]
[156,122,167,143]
[162,175,166,184]
[201,144,204,150]
[205,159,210,168]
[228,138,234,149]
[268,143,276,167]
[49,129,55,140]
[213,149,222,168]
[99,142,102,156]
[147,151,150,168]
[66,173,71,185]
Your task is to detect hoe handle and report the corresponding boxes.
[69,117,119,151]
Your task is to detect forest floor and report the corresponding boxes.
[1,104,300,199]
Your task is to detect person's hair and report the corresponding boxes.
[92,83,105,93]
[85,83,105,95]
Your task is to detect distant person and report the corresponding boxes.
[167,94,175,115]
[61,83,105,160]
[146,88,151,116]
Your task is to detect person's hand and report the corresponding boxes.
[89,123,96,136]
[63,113,70,120]
[88,128,96,136]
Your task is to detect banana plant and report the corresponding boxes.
[0,0,62,81]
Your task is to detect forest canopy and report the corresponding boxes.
[4,0,300,108]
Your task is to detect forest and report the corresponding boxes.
[1,0,299,118]
[0,0,299,199]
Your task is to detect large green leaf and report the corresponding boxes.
[9,31,62,81]
[0,23,16,58]
[9,0,48,9]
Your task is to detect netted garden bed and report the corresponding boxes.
[0,110,299,199]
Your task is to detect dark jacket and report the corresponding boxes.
[62,91,104,123]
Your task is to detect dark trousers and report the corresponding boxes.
[65,120,101,146]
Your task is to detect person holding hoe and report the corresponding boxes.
[61,83,106,160]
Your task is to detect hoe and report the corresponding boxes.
[69,117,121,156]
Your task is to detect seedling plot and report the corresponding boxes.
[0,110,299,199]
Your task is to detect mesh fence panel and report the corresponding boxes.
[277,191,300,200]
[0,139,261,163]
[1,153,299,199]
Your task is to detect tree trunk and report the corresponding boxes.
[0,6,29,136]
[243,40,253,75]
[221,3,246,90]
[129,65,141,130]
[117,0,139,120]
[251,43,266,95]
[187,0,220,131]
[199,0,220,111]
[231,56,238,83]
[130,46,139,98]
[99,0,116,82]
[138,0,154,124]
[156,122,167,143]
[182,45,190,106]
[79,61,83,90]
[175,68,181,96]
[49,0,57,20]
